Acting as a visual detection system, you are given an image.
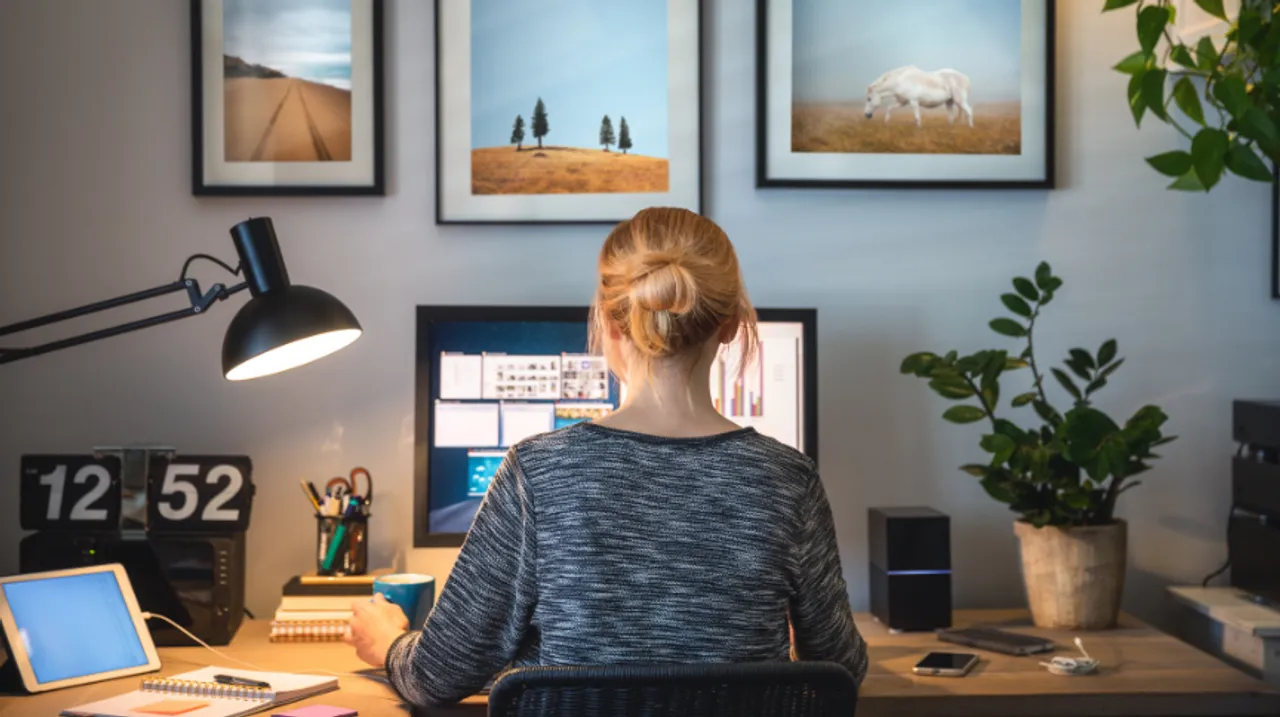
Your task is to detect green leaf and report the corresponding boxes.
[1172,77,1205,126]
[1012,391,1038,407]
[1100,357,1126,378]
[1001,293,1033,317]
[1194,0,1227,21]
[1168,168,1207,191]
[943,405,987,424]
[990,318,1028,338]
[981,434,1017,465]
[1033,400,1063,426]
[1086,377,1109,394]
[1237,108,1280,155]
[929,379,976,400]
[1212,75,1249,119]
[1142,69,1168,121]
[1145,150,1193,176]
[1065,357,1092,381]
[1005,357,1029,370]
[1137,5,1171,55]
[981,475,1016,504]
[1113,50,1150,74]
[1034,262,1053,289]
[1190,127,1229,189]
[1195,36,1219,73]
[1128,71,1148,126]
[1051,368,1083,401]
[1227,144,1274,182]
[1069,349,1096,371]
[1170,44,1198,70]
[1012,277,1040,301]
[900,352,938,375]
[960,464,988,477]
[1103,0,1140,9]
[1097,339,1118,367]
[1238,8,1262,46]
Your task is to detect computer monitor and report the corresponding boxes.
[413,306,817,546]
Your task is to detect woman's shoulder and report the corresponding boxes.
[511,422,817,480]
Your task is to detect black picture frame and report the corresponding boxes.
[756,0,1056,190]
[1272,164,1279,299]
[433,0,704,225]
[412,305,819,548]
[190,0,385,196]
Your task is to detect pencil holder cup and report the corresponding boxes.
[316,513,369,576]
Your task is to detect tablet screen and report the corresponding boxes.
[2,571,149,684]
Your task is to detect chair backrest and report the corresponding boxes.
[487,661,858,717]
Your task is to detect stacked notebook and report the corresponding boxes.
[269,574,377,643]
[61,667,337,717]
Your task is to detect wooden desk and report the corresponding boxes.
[2,610,1278,717]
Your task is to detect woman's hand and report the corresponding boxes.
[346,593,411,667]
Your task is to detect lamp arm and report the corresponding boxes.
[0,266,250,366]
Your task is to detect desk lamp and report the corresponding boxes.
[0,217,361,379]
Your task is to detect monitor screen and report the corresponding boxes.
[2,571,149,685]
[414,306,817,545]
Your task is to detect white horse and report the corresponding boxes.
[864,66,973,128]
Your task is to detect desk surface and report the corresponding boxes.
[2,610,1278,717]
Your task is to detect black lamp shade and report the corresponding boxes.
[221,285,362,381]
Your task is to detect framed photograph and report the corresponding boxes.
[758,0,1055,189]
[1271,165,1279,299]
[191,0,384,195]
[435,0,702,224]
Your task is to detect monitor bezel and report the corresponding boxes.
[0,563,162,693]
[413,305,818,547]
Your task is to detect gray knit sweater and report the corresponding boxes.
[386,422,868,708]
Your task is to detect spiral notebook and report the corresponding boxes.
[61,667,338,717]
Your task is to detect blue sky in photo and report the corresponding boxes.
[470,0,668,156]
[224,0,352,90]
[793,0,1022,104]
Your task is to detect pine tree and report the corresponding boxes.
[618,116,632,155]
[599,115,615,151]
[510,114,525,151]
[531,98,549,149]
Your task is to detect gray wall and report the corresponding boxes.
[1,1,1275,627]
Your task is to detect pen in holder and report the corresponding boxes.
[316,512,369,576]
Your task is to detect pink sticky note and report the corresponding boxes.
[272,706,357,717]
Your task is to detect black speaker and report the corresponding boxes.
[868,507,951,632]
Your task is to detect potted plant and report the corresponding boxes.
[1104,0,1280,192]
[899,263,1176,629]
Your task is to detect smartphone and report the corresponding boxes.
[912,651,979,677]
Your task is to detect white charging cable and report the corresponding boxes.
[142,613,268,671]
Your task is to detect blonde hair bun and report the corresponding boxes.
[591,207,758,373]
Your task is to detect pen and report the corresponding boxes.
[214,674,271,689]
[300,479,321,514]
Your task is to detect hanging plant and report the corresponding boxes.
[1105,0,1280,191]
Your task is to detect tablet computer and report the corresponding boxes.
[0,564,161,693]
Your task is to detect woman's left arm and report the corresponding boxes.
[360,449,538,708]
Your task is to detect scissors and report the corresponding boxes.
[325,467,373,505]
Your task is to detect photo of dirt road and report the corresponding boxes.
[224,74,352,162]
[222,0,353,163]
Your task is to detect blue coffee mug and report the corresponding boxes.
[373,574,436,629]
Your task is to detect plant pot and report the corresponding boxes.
[1013,519,1127,630]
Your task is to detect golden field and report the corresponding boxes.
[792,102,1021,155]
[471,146,669,195]
[224,77,352,162]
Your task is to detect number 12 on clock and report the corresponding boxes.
[20,455,123,530]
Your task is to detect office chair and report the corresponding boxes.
[486,661,858,717]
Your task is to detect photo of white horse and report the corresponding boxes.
[790,0,1022,156]
[864,66,974,128]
